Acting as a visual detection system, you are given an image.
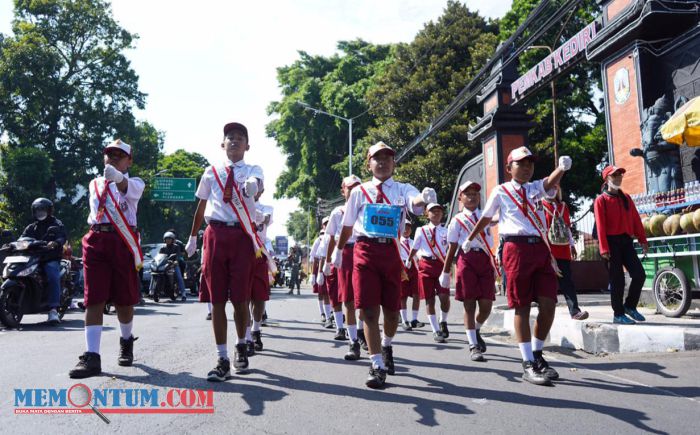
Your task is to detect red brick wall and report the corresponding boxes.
[606,0,633,22]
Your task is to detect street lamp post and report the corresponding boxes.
[297,101,354,176]
[525,45,559,163]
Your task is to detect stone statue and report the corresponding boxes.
[630,94,683,193]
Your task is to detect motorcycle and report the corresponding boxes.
[149,252,178,302]
[184,259,200,296]
[0,238,73,328]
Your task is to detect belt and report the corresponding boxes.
[420,255,438,261]
[343,243,355,248]
[209,220,242,229]
[91,224,137,233]
[503,235,542,244]
[357,236,393,245]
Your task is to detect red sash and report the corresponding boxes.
[455,212,500,277]
[420,226,446,264]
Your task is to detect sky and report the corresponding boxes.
[0,0,512,243]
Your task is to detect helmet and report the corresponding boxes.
[163,231,176,241]
[31,198,53,221]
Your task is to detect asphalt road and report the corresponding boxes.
[1,285,699,434]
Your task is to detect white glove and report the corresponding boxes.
[331,247,343,268]
[255,209,264,225]
[104,164,124,183]
[404,258,412,269]
[317,272,325,286]
[322,262,332,276]
[461,238,473,252]
[185,236,197,257]
[421,187,437,204]
[558,155,572,171]
[244,177,259,198]
[439,272,451,289]
[311,274,317,286]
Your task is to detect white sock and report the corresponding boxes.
[381,334,393,347]
[252,320,261,332]
[475,320,483,330]
[207,302,212,314]
[216,344,228,360]
[347,324,358,341]
[532,337,545,352]
[428,314,439,332]
[236,338,246,345]
[357,319,364,330]
[369,354,385,369]
[466,329,477,347]
[334,311,344,330]
[324,304,332,318]
[245,326,252,341]
[439,311,448,323]
[400,309,408,323]
[519,342,534,361]
[317,300,324,315]
[119,321,133,340]
[412,310,419,321]
[85,325,102,354]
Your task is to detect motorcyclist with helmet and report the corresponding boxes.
[160,231,187,301]
[20,198,67,324]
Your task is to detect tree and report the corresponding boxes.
[0,0,145,238]
[286,208,317,248]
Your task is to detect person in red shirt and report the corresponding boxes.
[594,166,649,325]
[543,187,588,320]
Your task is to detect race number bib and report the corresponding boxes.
[363,204,401,238]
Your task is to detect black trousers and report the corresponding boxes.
[606,234,646,316]
[556,259,580,316]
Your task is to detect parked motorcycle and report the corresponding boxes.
[0,238,72,328]
[149,252,178,302]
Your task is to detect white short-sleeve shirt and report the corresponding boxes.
[413,223,448,258]
[327,205,357,244]
[482,179,554,237]
[195,159,264,224]
[447,208,494,252]
[87,175,145,226]
[399,237,414,262]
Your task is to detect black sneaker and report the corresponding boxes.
[476,329,486,352]
[69,352,102,379]
[320,314,327,325]
[440,321,449,338]
[334,328,348,341]
[357,330,368,351]
[522,360,552,386]
[344,340,361,361]
[207,357,231,382]
[180,296,187,302]
[533,350,559,380]
[433,331,446,343]
[118,336,138,366]
[401,320,413,331]
[381,345,395,375]
[365,366,387,389]
[252,330,263,351]
[324,317,335,329]
[234,343,249,372]
[410,319,425,329]
[469,346,485,362]
[206,313,212,321]
[246,340,256,357]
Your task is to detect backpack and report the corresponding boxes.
[545,202,571,246]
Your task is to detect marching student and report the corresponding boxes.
[408,203,451,343]
[324,175,365,359]
[466,146,571,386]
[317,216,345,339]
[313,220,333,326]
[398,220,421,331]
[331,141,436,389]
[184,122,264,382]
[246,195,274,354]
[440,181,497,362]
[69,139,145,379]
[310,227,330,324]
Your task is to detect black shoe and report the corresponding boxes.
[522,360,552,386]
[344,340,361,361]
[533,350,559,380]
[69,352,102,379]
[365,366,387,389]
[357,330,368,351]
[470,346,485,362]
[296,290,300,295]
[262,311,268,321]
[181,296,187,302]
[476,329,486,352]
[410,319,425,328]
[381,345,395,375]
[440,321,449,338]
[325,318,335,329]
[234,343,249,372]
[433,331,446,343]
[246,340,256,357]
[287,290,293,295]
[118,336,138,366]
[320,314,327,325]
[252,330,263,351]
[207,357,231,382]
[206,313,212,321]
[401,320,413,331]
[334,328,348,341]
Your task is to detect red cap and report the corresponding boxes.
[223,122,248,140]
[507,146,536,164]
[602,165,626,180]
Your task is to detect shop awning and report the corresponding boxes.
[661,96,700,147]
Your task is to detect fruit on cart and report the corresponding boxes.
[642,216,652,237]
[649,214,667,237]
[693,209,700,231]
[680,212,697,233]
[663,214,682,236]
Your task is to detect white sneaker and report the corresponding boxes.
[47,309,60,324]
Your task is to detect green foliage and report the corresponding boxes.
[286,208,317,247]
[0,146,53,229]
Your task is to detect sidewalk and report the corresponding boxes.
[485,296,700,354]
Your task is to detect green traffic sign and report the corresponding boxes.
[152,177,196,202]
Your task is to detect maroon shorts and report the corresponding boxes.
[400,264,419,298]
[326,268,339,306]
[251,255,270,301]
[199,269,210,302]
[200,225,254,304]
[418,258,449,299]
[82,230,140,307]
[455,250,496,302]
[338,244,355,303]
[352,239,402,311]
[503,240,558,308]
